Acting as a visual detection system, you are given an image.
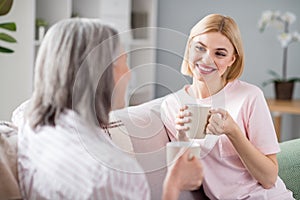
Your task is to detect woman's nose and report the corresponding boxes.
[201,52,214,65]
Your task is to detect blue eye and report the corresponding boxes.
[196,46,206,52]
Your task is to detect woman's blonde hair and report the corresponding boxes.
[181,14,244,82]
[28,18,120,129]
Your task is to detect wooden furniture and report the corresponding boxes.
[266,98,300,142]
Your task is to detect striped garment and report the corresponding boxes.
[18,110,150,200]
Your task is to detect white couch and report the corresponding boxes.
[110,97,208,200]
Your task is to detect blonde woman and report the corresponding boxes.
[161,14,294,199]
[18,18,203,200]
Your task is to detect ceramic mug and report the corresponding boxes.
[166,141,200,167]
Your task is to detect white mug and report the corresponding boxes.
[166,141,200,167]
[185,104,211,139]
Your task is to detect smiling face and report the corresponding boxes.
[189,32,236,83]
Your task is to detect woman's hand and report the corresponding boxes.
[207,108,278,188]
[206,108,239,136]
[175,105,191,141]
[162,149,203,200]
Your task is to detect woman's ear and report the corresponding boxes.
[229,54,236,67]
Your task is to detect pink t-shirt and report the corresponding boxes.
[161,80,293,200]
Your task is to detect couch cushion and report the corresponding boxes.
[110,97,169,199]
[278,138,300,200]
[0,121,22,200]
[107,114,135,157]
[111,97,169,159]
[110,98,209,200]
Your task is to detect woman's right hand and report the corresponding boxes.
[175,105,191,141]
[162,149,203,200]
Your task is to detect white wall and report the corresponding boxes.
[36,0,72,26]
[0,0,34,120]
[156,0,300,141]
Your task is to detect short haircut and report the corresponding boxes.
[181,14,244,82]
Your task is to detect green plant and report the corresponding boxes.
[262,70,300,86]
[0,0,17,53]
[35,18,48,28]
[258,10,300,85]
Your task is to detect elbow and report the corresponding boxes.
[261,183,274,189]
[260,176,277,189]
[261,163,279,189]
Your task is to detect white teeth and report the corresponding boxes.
[200,67,211,72]
[195,63,216,73]
[198,65,214,72]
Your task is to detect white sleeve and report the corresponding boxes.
[11,100,29,127]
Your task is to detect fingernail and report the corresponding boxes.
[188,153,194,161]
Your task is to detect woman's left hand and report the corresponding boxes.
[206,108,239,136]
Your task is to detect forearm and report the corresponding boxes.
[162,176,180,200]
[162,150,203,200]
[227,127,278,188]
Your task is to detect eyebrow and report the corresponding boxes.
[195,41,228,52]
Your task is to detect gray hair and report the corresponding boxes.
[27,18,120,129]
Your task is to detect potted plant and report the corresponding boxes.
[258,10,300,100]
[0,0,17,53]
[35,18,48,42]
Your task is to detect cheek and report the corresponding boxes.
[114,67,130,84]
[111,71,130,110]
[218,63,228,72]
[188,52,199,72]
[189,49,198,63]
[114,69,131,95]
[216,60,231,75]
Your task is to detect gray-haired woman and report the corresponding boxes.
[17,18,203,200]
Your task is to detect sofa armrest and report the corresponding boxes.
[111,98,208,200]
[0,121,22,200]
[278,138,300,200]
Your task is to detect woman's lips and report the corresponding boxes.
[196,63,217,74]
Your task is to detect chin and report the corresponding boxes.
[193,73,207,82]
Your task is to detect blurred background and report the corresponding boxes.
[1,0,300,141]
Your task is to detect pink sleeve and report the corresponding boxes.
[246,89,280,155]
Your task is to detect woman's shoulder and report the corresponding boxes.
[162,85,194,106]
[162,88,183,106]
[228,80,264,97]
